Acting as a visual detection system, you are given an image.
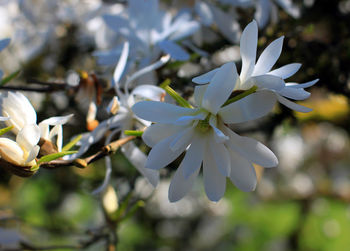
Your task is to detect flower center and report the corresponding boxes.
[196,115,210,133]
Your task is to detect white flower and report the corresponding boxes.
[1,92,37,134]
[96,0,200,65]
[193,20,318,115]
[0,92,72,151]
[67,43,169,188]
[0,38,10,80]
[132,62,278,202]
[0,124,40,166]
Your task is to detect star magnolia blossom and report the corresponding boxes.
[132,62,278,202]
[96,0,199,65]
[193,20,318,117]
[67,43,169,189]
[0,92,72,152]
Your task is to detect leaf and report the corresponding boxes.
[62,134,82,151]
[0,126,13,136]
[37,151,77,165]
[0,70,21,86]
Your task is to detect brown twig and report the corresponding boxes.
[40,136,136,169]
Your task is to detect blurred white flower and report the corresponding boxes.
[95,0,200,66]
[132,62,278,202]
[67,43,170,188]
[193,20,317,116]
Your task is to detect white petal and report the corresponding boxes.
[223,126,278,167]
[132,101,196,124]
[131,85,165,101]
[0,38,10,51]
[0,138,24,165]
[253,36,284,76]
[158,40,189,61]
[278,87,310,100]
[286,79,319,89]
[181,133,206,178]
[192,68,220,85]
[195,2,214,26]
[2,92,37,134]
[26,145,40,163]
[168,160,200,202]
[0,116,9,121]
[92,156,112,195]
[275,0,300,18]
[219,90,276,124]
[250,75,285,91]
[16,124,41,152]
[113,42,129,90]
[170,21,200,41]
[277,95,312,112]
[210,3,241,43]
[39,114,73,125]
[174,112,207,125]
[194,85,208,106]
[209,115,229,143]
[228,149,257,192]
[202,62,238,114]
[146,133,192,170]
[240,20,258,83]
[143,123,186,147]
[169,127,194,151]
[268,63,301,79]
[122,142,159,187]
[209,138,231,177]
[255,0,271,29]
[203,146,226,202]
[48,125,63,152]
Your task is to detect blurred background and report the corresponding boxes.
[1,0,350,250]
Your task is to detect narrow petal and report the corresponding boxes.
[0,138,24,165]
[192,68,219,85]
[202,62,238,114]
[209,136,231,177]
[240,20,258,83]
[26,145,40,163]
[48,125,63,152]
[277,95,312,112]
[146,132,192,170]
[223,126,278,167]
[253,36,284,76]
[268,63,301,79]
[174,112,207,125]
[143,123,186,148]
[278,87,310,100]
[168,160,200,202]
[113,42,129,90]
[209,115,229,143]
[219,90,276,124]
[132,101,196,124]
[131,85,165,101]
[203,146,226,202]
[228,148,257,192]
[195,2,214,26]
[255,0,271,29]
[158,40,190,61]
[194,85,208,106]
[250,75,285,91]
[170,21,200,41]
[16,124,41,152]
[39,114,73,125]
[122,142,160,187]
[181,132,206,178]
[92,156,112,195]
[286,79,319,89]
[169,127,194,151]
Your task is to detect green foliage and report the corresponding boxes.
[37,151,78,165]
[0,70,21,86]
[0,125,13,136]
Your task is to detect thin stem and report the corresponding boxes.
[222,85,258,107]
[160,79,193,108]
